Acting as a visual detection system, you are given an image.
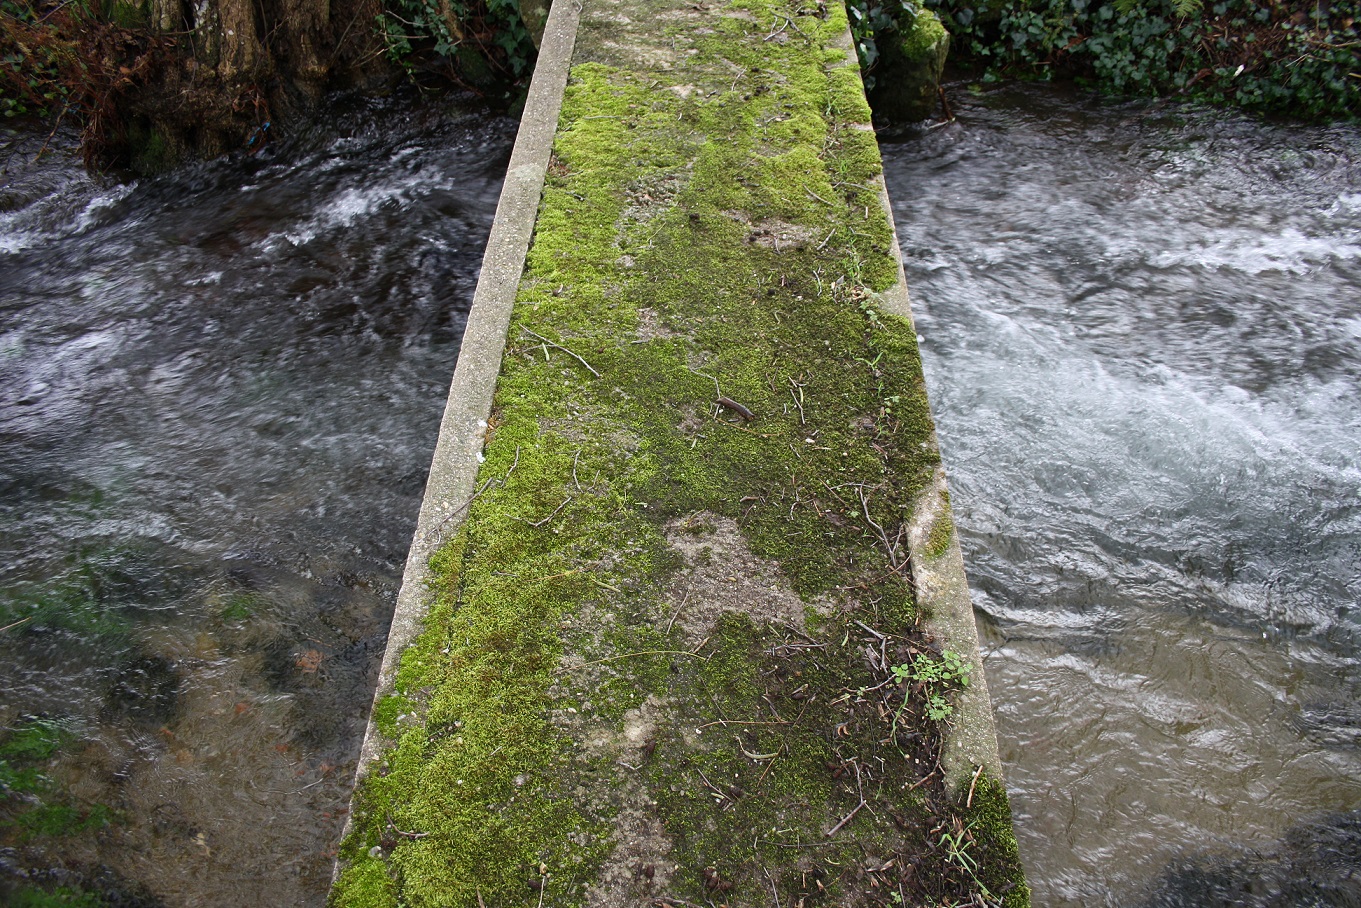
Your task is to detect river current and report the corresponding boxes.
[880,84,1361,907]
[0,101,512,905]
[1,85,1358,906]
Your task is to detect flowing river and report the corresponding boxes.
[880,84,1361,907]
[2,83,1358,906]
[0,101,513,905]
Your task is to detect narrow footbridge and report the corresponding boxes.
[331,0,1028,904]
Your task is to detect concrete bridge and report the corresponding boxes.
[331,0,1028,904]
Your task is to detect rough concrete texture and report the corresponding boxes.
[332,0,1027,903]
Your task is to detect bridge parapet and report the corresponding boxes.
[333,0,1029,904]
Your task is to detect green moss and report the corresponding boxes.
[334,0,1023,903]
[16,802,113,838]
[641,613,918,903]
[0,578,132,643]
[1,718,119,843]
[0,717,77,764]
[104,0,149,29]
[925,510,954,559]
[124,120,181,176]
[371,695,417,739]
[6,886,105,908]
[331,855,399,908]
[902,7,948,61]
[962,773,1032,908]
[219,592,259,622]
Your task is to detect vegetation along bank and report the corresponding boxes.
[4,0,1356,172]
[912,0,1358,119]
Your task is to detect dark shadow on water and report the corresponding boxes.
[1145,812,1361,908]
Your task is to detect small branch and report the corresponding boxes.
[716,396,755,421]
[938,84,955,123]
[424,445,519,542]
[694,766,729,801]
[572,649,710,669]
[827,762,866,837]
[385,813,429,840]
[521,327,601,378]
[0,616,33,633]
[688,364,722,398]
[825,800,864,837]
[857,484,903,570]
[805,187,834,206]
[764,867,784,908]
[853,619,886,640]
[34,101,70,163]
[966,763,984,809]
[695,719,787,729]
[523,496,572,528]
[665,591,689,634]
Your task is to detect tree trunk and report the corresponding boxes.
[113,0,389,171]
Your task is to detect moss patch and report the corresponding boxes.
[962,773,1032,908]
[0,717,115,844]
[901,7,948,61]
[333,0,1026,904]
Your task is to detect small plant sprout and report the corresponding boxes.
[937,817,998,903]
[890,649,971,728]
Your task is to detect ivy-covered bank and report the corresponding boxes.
[331,0,1027,904]
[918,0,1357,119]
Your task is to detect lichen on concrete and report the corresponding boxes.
[331,0,1027,904]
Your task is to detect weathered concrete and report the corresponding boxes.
[333,0,1026,904]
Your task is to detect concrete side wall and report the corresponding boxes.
[333,0,1028,904]
[347,0,582,785]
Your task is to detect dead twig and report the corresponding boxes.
[856,484,904,570]
[764,867,784,908]
[665,591,690,634]
[696,718,787,729]
[572,649,710,669]
[716,396,756,421]
[938,84,955,122]
[425,445,520,541]
[966,763,984,809]
[522,496,572,528]
[757,741,785,785]
[521,327,601,378]
[826,762,866,836]
[805,187,834,206]
[688,364,723,398]
[853,619,886,640]
[385,813,429,840]
[788,377,806,425]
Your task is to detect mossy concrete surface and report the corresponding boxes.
[332,0,1028,904]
